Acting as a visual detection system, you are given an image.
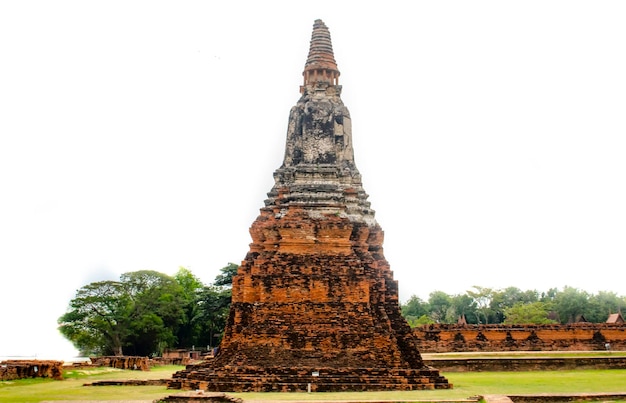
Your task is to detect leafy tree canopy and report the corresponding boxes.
[61,262,625,352]
[213,262,239,287]
[58,280,131,356]
[59,264,239,356]
[403,286,625,327]
[503,301,557,325]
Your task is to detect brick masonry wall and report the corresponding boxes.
[90,355,150,370]
[0,360,64,380]
[414,323,626,352]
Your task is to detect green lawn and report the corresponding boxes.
[0,365,178,403]
[1,365,625,402]
[233,370,626,401]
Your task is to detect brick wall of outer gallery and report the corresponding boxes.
[414,323,626,352]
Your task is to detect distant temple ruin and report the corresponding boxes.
[170,20,450,392]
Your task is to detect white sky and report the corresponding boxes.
[1,1,625,360]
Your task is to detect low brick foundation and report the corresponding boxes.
[156,391,243,403]
[0,360,64,381]
[424,356,626,372]
[89,355,150,370]
[170,365,451,392]
[152,356,192,366]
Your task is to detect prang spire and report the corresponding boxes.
[302,19,340,90]
[169,20,451,392]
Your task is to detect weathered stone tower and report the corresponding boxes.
[171,19,451,392]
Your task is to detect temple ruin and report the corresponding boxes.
[170,19,451,392]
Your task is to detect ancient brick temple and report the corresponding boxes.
[170,20,450,392]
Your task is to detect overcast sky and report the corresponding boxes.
[2,1,625,359]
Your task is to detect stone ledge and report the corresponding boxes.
[156,391,243,403]
[504,393,626,403]
[83,379,170,386]
[424,356,626,372]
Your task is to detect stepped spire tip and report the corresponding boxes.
[302,19,340,89]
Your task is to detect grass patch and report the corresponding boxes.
[1,365,625,402]
[231,370,626,401]
[447,369,626,394]
[62,366,126,380]
[0,365,181,403]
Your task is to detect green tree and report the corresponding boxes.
[58,281,131,356]
[540,287,559,302]
[503,301,557,324]
[553,286,590,324]
[188,263,238,348]
[121,270,187,356]
[174,267,205,348]
[175,267,204,296]
[59,270,190,357]
[401,295,430,327]
[193,285,231,348]
[491,287,540,323]
[406,314,435,327]
[214,262,239,287]
[401,295,429,318]
[467,286,495,324]
[586,291,624,323]
[450,293,479,324]
[428,291,453,323]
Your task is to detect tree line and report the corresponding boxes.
[401,285,626,327]
[59,265,625,356]
[58,264,237,357]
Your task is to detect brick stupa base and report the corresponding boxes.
[170,366,450,392]
[170,213,450,391]
[169,20,451,392]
